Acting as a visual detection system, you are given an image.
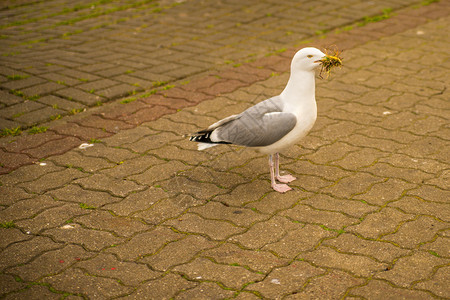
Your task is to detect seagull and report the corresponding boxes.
[189,47,332,193]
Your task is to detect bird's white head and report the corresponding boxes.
[290,47,326,72]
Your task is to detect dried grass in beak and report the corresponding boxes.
[318,48,343,78]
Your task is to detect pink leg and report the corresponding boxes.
[269,154,292,193]
[274,153,296,183]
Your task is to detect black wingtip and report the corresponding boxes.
[189,131,212,143]
[189,131,231,145]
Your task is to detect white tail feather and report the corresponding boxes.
[198,143,218,150]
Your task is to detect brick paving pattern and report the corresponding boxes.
[0,0,440,130]
[1,0,449,299]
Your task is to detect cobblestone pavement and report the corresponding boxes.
[0,0,439,131]
[1,0,450,299]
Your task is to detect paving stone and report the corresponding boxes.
[281,204,358,231]
[0,236,61,272]
[407,185,450,203]
[0,90,23,106]
[101,125,157,147]
[128,273,196,300]
[0,117,21,131]
[21,136,82,159]
[37,95,85,112]
[97,83,139,99]
[74,210,150,237]
[346,207,415,239]
[8,244,93,282]
[0,76,46,91]
[106,227,182,261]
[52,122,112,141]
[420,236,450,259]
[48,183,121,208]
[202,242,289,274]
[0,161,64,186]
[230,216,303,249]
[77,142,138,163]
[120,131,180,153]
[99,100,148,120]
[174,257,264,290]
[165,212,246,241]
[178,166,248,189]
[142,235,218,271]
[301,246,387,277]
[74,173,145,197]
[4,285,61,300]
[43,223,123,252]
[350,279,434,300]
[0,274,27,296]
[0,149,35,173]
[0,100,44,119]
[382,216,447,248]
[263,224,335,258]
[128,160,190,186]
[302,194,378,218]
[176,282,235,300]
[49,151,114,173]
[303,142,359,165]
[321,172,385,199]
[103,187,168,217]
[134,193,205,225]
[0,227,32,249]
[13,106,65,125]
[21,81,64,97]
[2,131,61,153]
[414,266,450,298]
[15,202,86,234]
[99,155,160,179]
[76,253,161,286]
[165,174,228,198]
[190,201,267,227]
[374,251,447,288]
[246,260,325,298]
[364,162,435,185]
[42,268,133,298]
[353,178,417,206]
[213,180,267,207]
[113,74,154,88]
[324,233,410,263]
[332,148,388,171]
[286,270,365,299]
[74,115,134,133]
[55,87,102,106]
[77,79,119,92]
[245,190,305,215]
[286,160,351,182]
[0,194,61,223]
[40,73,83,87]
[0,185,33,206]
[119,105,176,126]
[18,168,86,194]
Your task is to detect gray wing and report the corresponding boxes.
[214,96,296,147]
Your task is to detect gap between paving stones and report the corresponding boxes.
[0,1,449,175]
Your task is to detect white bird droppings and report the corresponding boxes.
[271,279,281,284]
[79,143,94,149]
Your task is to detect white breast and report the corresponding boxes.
[256,102,317,154]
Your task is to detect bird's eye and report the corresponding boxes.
[307,55,313,58]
